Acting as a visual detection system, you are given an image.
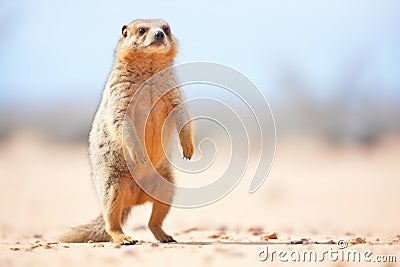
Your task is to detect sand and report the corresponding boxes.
[0,133,399,266]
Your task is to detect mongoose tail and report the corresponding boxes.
[60,209,131,243]
[60,215,110,243]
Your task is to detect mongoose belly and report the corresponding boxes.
[144,97,173,167]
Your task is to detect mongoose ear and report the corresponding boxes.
[122,25,128,38]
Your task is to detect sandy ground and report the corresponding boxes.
[0,133,399,266]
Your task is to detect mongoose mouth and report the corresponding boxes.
[148,40,166,47]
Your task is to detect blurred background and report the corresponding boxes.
[0,0,399,244]
[1,0,399,143]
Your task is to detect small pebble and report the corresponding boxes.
[260,232,278,241]
[248,227,264,235]
[182,227,198,234]
[208,233,221,239]
[355,237,366,244]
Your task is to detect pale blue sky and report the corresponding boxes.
[0,0,399,109]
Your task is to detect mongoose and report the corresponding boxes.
[61,19,194,245]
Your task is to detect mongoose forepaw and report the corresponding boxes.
[135,156,148,165]
[130,149,148,165]
[182,143,194,160]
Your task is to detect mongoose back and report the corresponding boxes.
[61,19,194,245]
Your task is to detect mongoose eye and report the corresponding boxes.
[164,27,170,35]
[138,28,146,35]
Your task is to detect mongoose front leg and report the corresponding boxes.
[148,200,176,243]
[123,118,147,164]
[168,87,194,160]
[179,122,194,160]
[172,101,194,159]
[104,183,137,245]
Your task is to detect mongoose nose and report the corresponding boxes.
[155,31,164,40]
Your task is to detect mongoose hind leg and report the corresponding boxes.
[148,200,176,243]
[104,182,137,245]
[147,163,176,243]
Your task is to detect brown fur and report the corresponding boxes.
[60,19,194,245]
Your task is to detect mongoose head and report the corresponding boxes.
[116,19,177,63]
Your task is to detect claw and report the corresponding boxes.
[159,236,177,243]
[162,238,177,243]
[121,239,138,246]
